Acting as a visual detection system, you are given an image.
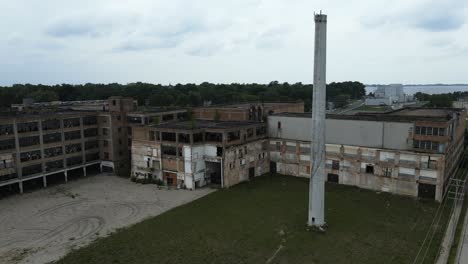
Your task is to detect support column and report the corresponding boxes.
[64,170,68,183]
[83,166,87,176]
[221,158,224,188]
[19,181,23,194]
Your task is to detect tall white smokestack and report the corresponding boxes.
[308,13,327,228]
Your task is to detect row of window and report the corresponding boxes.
[413,140,440,151]
[415,126,446,136]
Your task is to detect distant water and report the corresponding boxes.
[366,85,468,95]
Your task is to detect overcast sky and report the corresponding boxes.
[1,0,467,86]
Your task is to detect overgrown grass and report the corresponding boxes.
[355,105,391,112]
[55,175,446,264]
[448,197,468,263]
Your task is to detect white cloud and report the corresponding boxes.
[0,0,467,85]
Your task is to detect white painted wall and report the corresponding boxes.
[268,116,413,150]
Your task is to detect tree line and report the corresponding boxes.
[0,81,366,110]
[413,91,468,107]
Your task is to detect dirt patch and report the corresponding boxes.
[0,175,213,264]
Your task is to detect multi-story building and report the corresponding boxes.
[192,102,304,121]
[131,120,269,189]
[267,108,466,201]
[0,111,101,193]
[0,97,137,194]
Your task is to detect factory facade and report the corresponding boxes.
[0,97,137,193]
[131,120,269,189]
[1,95,465,201]
[267,108,466,201]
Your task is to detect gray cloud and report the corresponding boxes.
[414,15,464,32]
[1,0,468,85]
[361,0,467,32]
[186,42,224,57]
[114,36,182,52]
[256,26,292,50]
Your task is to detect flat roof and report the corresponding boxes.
[271,107,465,122]
[128,108,187,115]
[0,110,99,120]
[153,120,262,130]
[194,101,303,110]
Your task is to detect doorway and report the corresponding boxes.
[418,183,436,199]
[206,162,222,185]
[270,162,277,174]
[249,167,255,179]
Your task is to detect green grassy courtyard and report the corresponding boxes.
[56,175,447,264]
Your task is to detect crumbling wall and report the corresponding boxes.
[269,138,445,200]
[223,139,269,187]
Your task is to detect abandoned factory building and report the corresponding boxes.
[1,94,465,202]
[268,108,466,201]
[131,120,269,189]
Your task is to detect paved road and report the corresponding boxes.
[456,206,468,263]
[331,99,364,114]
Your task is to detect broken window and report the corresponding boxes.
[63,118,80,128]
[20,150,41,162]
[366,165,374,174]
[247,128,254,138]
[65,130,81,141]
[45,160,63,172]
[161,145,177,156]
[383,168,392,177]
[276,142,281,151]
[228,131,240,142]
[43,132,62,144]
[84,128,98,138]
[162,114,175,122]
[44,146,62,158]
[66,156,83,166]
[216,147,223,157]
[178,133,191,143]
[19,136,40,147]
[0,124,13,136]
[17,122,39,133]
[42,119,60,130]
[85,140,99,150]
[0,139,15,150]
[22,164,42,176]
[162,132,176,142]
[256,126,266,136]
[66,143,82,154]
[415,126,421,135]
[206,132,222,142]
[193,133,203,143]
[277,121,281,129]
[426,127,433,136]
[83,116,97,125]
[332,160,340,170]
[439,128,446,136]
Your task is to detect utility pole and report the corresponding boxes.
[308,12,327,229]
